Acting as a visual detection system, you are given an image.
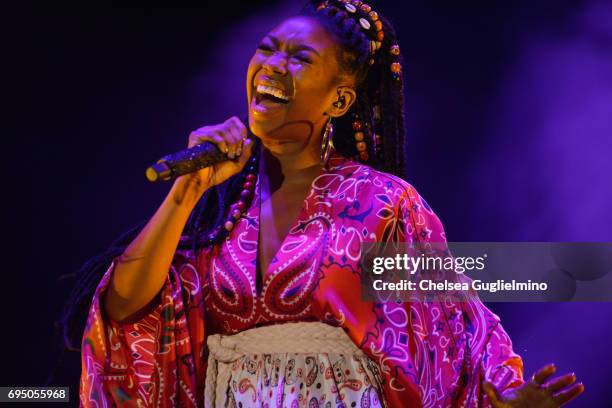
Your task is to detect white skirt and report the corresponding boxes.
[205,322,386,408]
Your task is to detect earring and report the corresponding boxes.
[320,116,334,167]
[332,95,346,109]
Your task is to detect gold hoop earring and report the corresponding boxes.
[320,116,334,168]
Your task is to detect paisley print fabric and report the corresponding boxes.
[226,352,383,408]
[80,151,523,407]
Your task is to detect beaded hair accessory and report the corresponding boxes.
[315,0,403,164]
[319,0,385,57]
[316,1,401,67]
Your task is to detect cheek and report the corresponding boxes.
[246,55,262,95]
[290,69,334,114]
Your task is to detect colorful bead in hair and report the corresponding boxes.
[316,0,384,55]
[352,115,369,162]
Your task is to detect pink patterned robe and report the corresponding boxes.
[81,152,523,407]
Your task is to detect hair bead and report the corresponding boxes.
[369,40,377,53]
[315,0,384,55]
[373,105,381,120]
[306,1,407,177]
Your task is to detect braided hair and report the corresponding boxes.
[301,0,407,180]
[60,0,406,351]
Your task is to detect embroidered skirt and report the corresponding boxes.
[205,322,386,408]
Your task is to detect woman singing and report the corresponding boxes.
[66,1,584,406]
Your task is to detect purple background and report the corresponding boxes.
[4,0,611,405]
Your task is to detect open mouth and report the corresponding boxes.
[254,84,290,105]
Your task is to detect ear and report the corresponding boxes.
[328,86,357,118]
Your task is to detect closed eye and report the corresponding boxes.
[292,54,313,64]
[257,43,274,52]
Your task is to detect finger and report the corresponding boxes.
[532,364,556,385]
[225,124,243,157]
[553,382,584,406]
[232,116,248,140]
[229,117,248,155]
[210,133,230,156]
[240,137,254,163]
[222,138,254,177]
[188,130,203,148]
[189,131,219,149]
[545,372,576,394]
[482,382,503,407]
[236,140,244,157]
[221,121,241,159]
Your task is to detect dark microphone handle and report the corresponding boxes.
[146,141,227,182]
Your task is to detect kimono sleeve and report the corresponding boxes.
[398,184,524,405]
[80,248,208,408]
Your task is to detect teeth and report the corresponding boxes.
[256,84,289,102]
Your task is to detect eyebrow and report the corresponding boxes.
[264,35,321,56]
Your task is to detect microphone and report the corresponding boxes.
[146,116,250,182]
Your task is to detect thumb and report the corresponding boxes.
[233,138,255,170]
[483,381,503,407]
[241,138,255,161]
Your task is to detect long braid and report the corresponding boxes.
[60,222,146,350]
[378,15,406,178]
[61,0,406,351]
[301,0,407,180]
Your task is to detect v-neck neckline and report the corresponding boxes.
[253,159,326,297]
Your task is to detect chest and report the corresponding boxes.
[201,161,396,334]
[257,186,311,276]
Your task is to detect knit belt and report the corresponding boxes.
[204,321,366,407]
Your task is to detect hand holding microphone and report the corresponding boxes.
[149,116,255,204]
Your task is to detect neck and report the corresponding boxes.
[258,118,328,187]
[259,145,322,190]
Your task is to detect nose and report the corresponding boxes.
[262,52,288,75]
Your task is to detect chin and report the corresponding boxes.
[249,115,282,140]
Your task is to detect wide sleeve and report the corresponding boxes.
[398,183,524,406]
[80,248,208,408]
